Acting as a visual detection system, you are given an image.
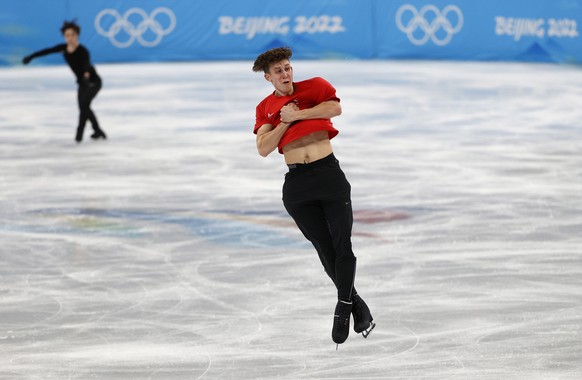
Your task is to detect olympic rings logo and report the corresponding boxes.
[396,4,463,46]
[95,7,176,48]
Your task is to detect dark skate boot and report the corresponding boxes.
[352,294,375,338]
[75,125,84,143]
[91,131,107,139]
[332,300,352,348]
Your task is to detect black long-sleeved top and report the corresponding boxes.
[28,44,99,84]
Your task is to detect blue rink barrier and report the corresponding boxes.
[1,0,581,66]
[376,0,582,63]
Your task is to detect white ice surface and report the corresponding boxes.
[1,60,582,379]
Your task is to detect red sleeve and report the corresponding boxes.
[313,77,340,104]
[254,99,269,134]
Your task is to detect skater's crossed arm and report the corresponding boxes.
[256,122,292,157]
[280,100,342,124]
[256,101,301,157]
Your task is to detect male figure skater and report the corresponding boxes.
[22,21,107,143]
[252,47,375,346]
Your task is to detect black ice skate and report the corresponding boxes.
[90,131,107,140]
[352,294,375,338]
[332,300,352,349]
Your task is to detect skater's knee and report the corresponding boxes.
[336,254,356,267]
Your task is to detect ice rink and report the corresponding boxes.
[1,59,582,379]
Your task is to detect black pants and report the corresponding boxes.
[282,153,357,301]
[76,78,104,141]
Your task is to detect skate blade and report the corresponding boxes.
[361,322,376,338]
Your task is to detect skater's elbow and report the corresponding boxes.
[330,101,342,118]
[256,128,277,157]
[257,145,274,157]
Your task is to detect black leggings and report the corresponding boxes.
[76,78,103,141]
[282,153,357,301]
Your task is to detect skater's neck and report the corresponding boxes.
[67,42,79,53]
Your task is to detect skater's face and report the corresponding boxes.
[265,60,294,96]
[63,28,79,46]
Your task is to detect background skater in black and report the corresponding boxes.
[252,47,375,347]
[22,21,106,143]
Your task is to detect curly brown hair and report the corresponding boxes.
[252,47,293,73]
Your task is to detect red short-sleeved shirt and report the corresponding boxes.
[254,77,340,154]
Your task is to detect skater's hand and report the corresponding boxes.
[80,76,94,87]
[280,102,300,123]
[22,55,32,65]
